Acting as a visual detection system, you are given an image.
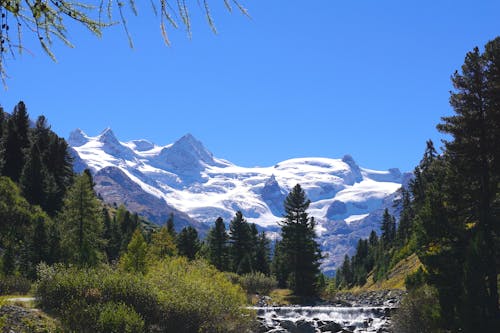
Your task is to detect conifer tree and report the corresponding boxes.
[254,231,271,275]
[121,229,148,274]
[58,172,104,266]
[149,225,177,259]
[102,207,122,262]
[380,208,396,247]
[20,143,46,207]
[229,211,253,274]
[432,38,500,330]
[1,102,30,182]
[207,217,229,271]
[177,226,200,260]
[279,184,322,296]
[166,213,176,238]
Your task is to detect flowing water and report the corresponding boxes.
[252,305,392,332]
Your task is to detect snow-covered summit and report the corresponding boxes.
[69,129,407,273]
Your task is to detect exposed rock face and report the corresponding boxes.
[93,166,209,235]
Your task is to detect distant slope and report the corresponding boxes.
[350,254,423,292]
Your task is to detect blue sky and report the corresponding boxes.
[1,0,499,171]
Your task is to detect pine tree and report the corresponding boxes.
[279,184,322,296]
[432,38,500,330]
[102,207,122,262]
[58,172,104,266]
[228,211,253,274]
[20,143,46,207]
[121,229,148,274]
[177,226,200,260]
[1,102,30,182]
[149,225,177,259]
[254,231,271,275]
[206,217,229,271]
[166,213,176,238]
[380,208,396,247]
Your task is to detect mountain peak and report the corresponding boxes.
[98,127,119,143]
[68,128,89,147]
[170,133,214,163]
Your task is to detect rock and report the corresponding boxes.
[296,319,315,333]
[318,321,342,332]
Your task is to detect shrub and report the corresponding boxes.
[35,263,162,330]
[405,267,427,291]
[35,261,255,333]
[95,302,145,333]
[0,275,32,295]
[392,284,441,333]
[238,272,277,295]
[146,257,255,332]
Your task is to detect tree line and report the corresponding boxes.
[0,103,323,298]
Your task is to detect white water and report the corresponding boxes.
[251,305,391,332]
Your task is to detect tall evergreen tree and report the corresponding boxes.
[254,231,271,275]
[1,102,30,182]
[207,217,229,271]
[166,213,176,238]
[229,211,253,274]
[20,143,46,207]
[279,184,322,296]
[432,38,500,330]
[380,209,396,247]
[177,226,200,260]
[58,172,104,266]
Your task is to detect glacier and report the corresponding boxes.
[69,128,410,274]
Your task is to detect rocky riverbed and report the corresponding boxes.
[252,290,405,333]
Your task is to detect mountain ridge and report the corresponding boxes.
[69,128,408,273]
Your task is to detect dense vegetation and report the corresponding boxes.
[335,37,500,332]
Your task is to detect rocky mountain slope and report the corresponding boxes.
[69,128,410,273]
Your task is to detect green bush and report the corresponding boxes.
[392,284,441,333]
[95,302,145,333]
[405,267,427,291]
[146,257,255,332]
[238,272,277,295]
[35,263,162,330]
[0,275,32,295]
[35,260,254,333]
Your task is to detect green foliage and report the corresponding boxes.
[35,259,253,332]
[58,172,105,267]
[0,275,32,295]
[392,285,442,333]
[0,102,30,182]
[146,257,253,332]
[278,184,322,297]
[405,267,427,291]
[148,225,177,260]
[229,211,254,274]
[176,226,200,260]
[206,217,229,271]
[94,302,145,333]
[120,229,148,274]
[237,272,277,295]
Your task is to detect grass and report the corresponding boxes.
[0,295,36,309]
[268,289,298,305]
[349,253,423,292]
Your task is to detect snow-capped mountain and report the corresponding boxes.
[69,128,410,274]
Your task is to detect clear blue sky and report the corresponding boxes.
[1,0,499,171]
